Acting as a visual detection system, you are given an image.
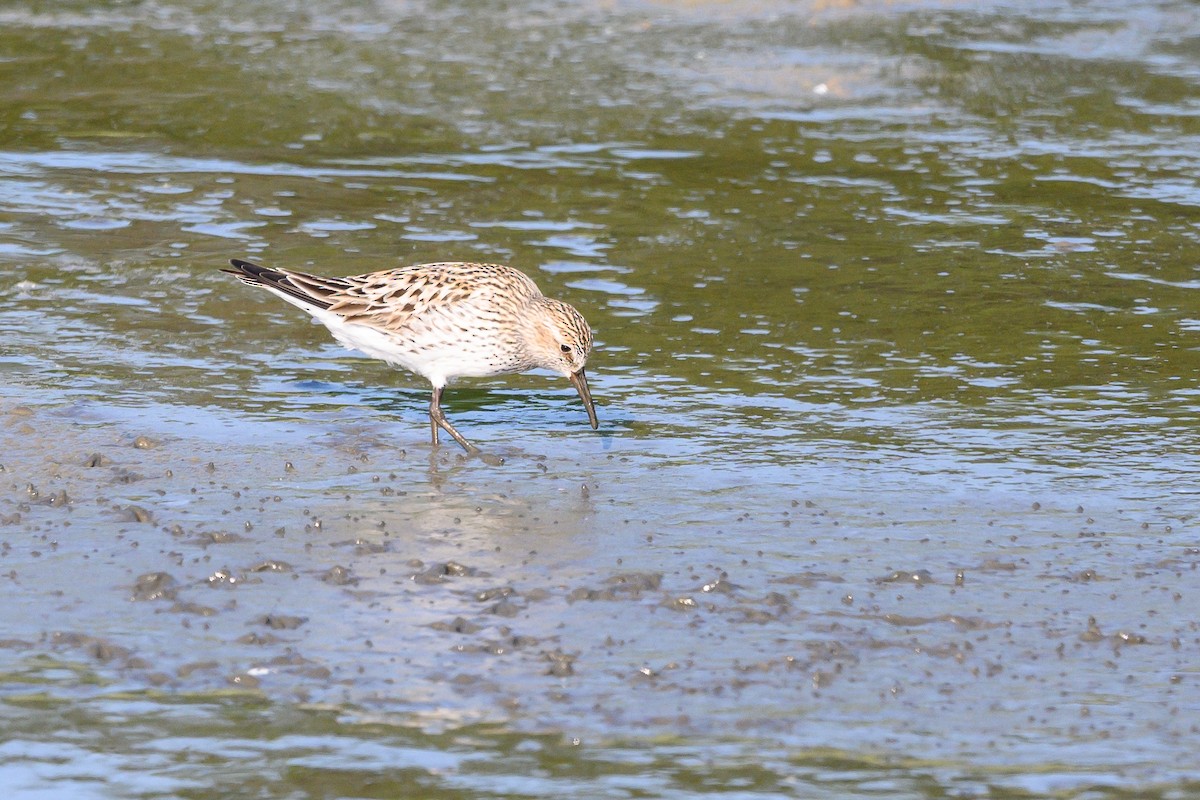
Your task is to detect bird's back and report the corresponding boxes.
[226,259,550,385]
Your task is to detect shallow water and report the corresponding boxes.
[2,0,1200,797]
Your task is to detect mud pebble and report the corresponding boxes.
[298,665,332,680]
[170,601,218,616]
[109,468,145,485]
[51,632,132,664]
[177,661,219,678]
[83,453,111,467]
[259,613,307,630]
[192,531,246,546]
[605,572,663,592]
[121,505,154,524]
[413,561,477,584]
[248,560,293,573]
[565,586,597,603]
[763,592,790,608]
[130,572,179,602]
[567,572,663,603]
[345,538,387,555]
[86,640,133,663]
[700,575,734,594]
[507,634,539,649]
[666,596,698,611]
[133,436,157,449]
[205,569,243,586]
[544,650,576,677]
[488,599,522,617]
[877,569,934,585]
[430,616,482,634]
[237,632,283,645]
[1080,616,1105,642]
[524,588,550,603]
[320,565,356,585]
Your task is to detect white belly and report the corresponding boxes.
[309,308,519,388]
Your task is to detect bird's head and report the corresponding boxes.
[525,297,598,429]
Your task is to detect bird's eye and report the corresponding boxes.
[560,344,572,354]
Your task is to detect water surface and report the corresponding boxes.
[2,0,1200,797]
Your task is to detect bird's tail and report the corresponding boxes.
[221,259,334,310]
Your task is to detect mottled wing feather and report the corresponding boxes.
[227,259,545,336]
[313,263,542,333]
[279,270,357,304]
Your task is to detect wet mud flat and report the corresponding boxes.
[1,395,1197,797]
[4,0,1200,794]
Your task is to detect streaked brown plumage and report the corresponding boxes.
[222,258,598,454]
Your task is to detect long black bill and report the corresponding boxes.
[568,368,599,430]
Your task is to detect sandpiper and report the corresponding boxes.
[222,258,598,455]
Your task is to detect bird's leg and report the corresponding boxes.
[429,389,440,446]
[429,386,479,455]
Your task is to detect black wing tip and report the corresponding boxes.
[220,258,334,311]
[223,258,267,276]
[220,258,276,290]
[221,258,283,287]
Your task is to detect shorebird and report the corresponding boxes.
[222,258,598,455]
